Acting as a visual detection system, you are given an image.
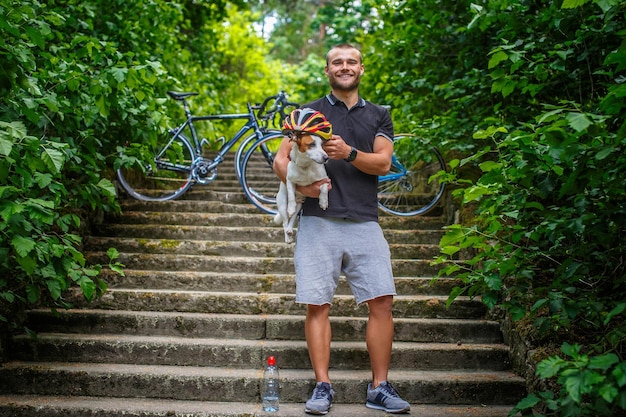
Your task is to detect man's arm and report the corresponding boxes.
[323,134,392,176]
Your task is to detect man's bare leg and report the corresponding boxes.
[366,295,394,387]
[305,303,332,383]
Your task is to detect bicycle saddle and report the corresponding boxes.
[167,91,199,100]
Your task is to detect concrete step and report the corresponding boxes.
[91,224,445,245]
[85,252,448,277]
[0,362,526,405]
[107,207,447,230]
[67,289,487,319]
[96,270,458,295]
[10,333,512,371]
[23,310,505,344]
[0,394,520,417]
[85,237,442,260]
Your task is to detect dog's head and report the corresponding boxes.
[291,133,329,165]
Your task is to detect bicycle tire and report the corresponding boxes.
[234,129,282,181]
[116,133,195,201]
[378,134,446,216]
[239,133,285,215]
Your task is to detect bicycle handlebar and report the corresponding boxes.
[256,91,300,128]
[167,89,299,129]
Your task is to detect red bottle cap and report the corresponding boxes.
[267,356,276,366]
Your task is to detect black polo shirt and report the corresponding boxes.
[301,94,394,221]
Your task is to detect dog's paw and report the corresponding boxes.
[285,230,295,244]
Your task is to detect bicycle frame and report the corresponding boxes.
[378,155,406,183]
[165,102,266,175]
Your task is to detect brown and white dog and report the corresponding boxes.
[274,133,329,243]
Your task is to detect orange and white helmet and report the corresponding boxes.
[282,108,332,141]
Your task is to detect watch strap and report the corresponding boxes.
[345,147,357,162]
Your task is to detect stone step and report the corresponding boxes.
[86,252,448,277]
[10,333,512,371]
[0,394,520,417]
[91,224,445,245]
[85,237,442,260]
[24,310,505,344]
[107,207,447,231]
[0,362,526,405]
[97,270,457,296]
[68,289,486,319]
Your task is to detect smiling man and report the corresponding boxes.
[273,43,411,415]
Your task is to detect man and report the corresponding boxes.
[273,43,411,415]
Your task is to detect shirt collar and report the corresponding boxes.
[325,93,366,108]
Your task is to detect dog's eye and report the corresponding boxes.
[307,142,317,149]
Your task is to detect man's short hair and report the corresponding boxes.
[326,43,363,65]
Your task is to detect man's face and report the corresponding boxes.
[325,47,364,92]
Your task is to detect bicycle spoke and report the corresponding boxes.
[240,133,284,215]
[378,135,446,216]
[117,135,194,201]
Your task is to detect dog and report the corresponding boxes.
[274,133,329,244]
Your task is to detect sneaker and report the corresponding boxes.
[305,381,334,415]
[366,381,411,413]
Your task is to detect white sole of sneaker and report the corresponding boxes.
[305,408,330,415]
[366,401,410,413]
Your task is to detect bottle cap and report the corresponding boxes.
[267,356,276,366]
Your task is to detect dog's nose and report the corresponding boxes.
[323,155,329,164]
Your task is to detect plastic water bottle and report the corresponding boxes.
[262,355,279,412]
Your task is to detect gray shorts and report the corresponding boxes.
[294,216,396,305]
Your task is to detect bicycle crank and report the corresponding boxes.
[193,160,217,184]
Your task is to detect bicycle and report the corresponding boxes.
[239,133,447,217]
[377,134,446,216]
[115,91,298,208]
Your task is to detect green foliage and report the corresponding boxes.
[0,0,304,331]
[510,343,626,416]
[365,0,626,415]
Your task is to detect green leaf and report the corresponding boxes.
[513,394,541,411]
[595,146,615,160]
[11,236,36,257]
[26,284,40,304]
[566,112,591,132]
[46,279,62,300]
[106,247,120,261]
[479,161,502,172]
[441,246,461,255]
[488,50,509,69]
[561,0,590,9]
[563,373,584,403]
[604,302,626,325]
[41,147,65,174]
[0,138,12,156]
[97,178,116,197]
[589,353,619,371]
[79,277,96,301]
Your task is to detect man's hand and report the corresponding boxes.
[322,134,352,160]
[297,178,332,198]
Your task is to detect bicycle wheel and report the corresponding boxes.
[234,129,282,181]
[239,133,285,215]
[116,134,195,201]
[378,134,446,216]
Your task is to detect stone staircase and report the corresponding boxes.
[0,156,525,416]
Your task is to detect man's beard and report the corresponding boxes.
[330,74,360,92]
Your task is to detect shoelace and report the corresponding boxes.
[380,382,400,397]
[313,385,331,399]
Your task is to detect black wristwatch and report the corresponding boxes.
[345,146,357,162]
